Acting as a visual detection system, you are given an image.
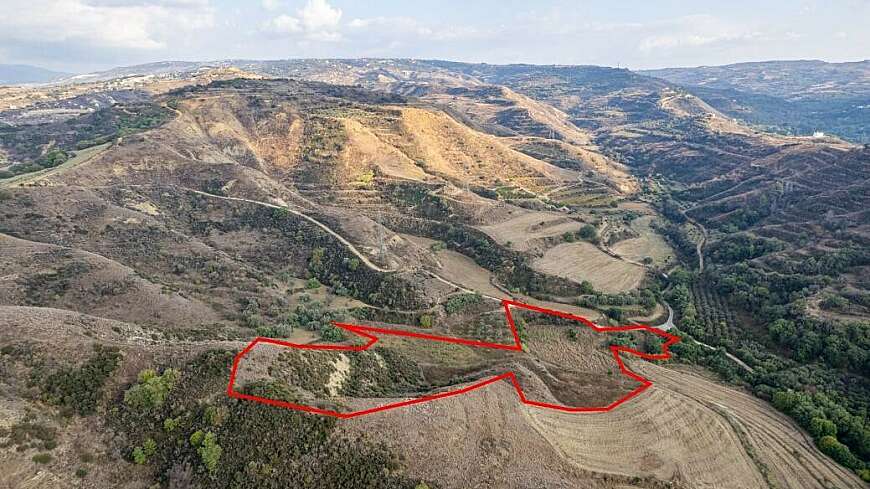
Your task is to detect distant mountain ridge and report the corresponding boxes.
[640,59,870,143]
[0,64,70,85]
[639,59,870,99]
[17,57,870,143]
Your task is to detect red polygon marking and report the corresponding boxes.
[226,298,680,418]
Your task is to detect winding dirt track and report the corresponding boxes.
[184,188,514,302]
[183,188,398,273]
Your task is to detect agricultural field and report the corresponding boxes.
[532,242,646,293]
[230,306,666,417]
[477,210,583,252]
[611,215,674,266]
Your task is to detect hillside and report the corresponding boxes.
[0,60,868,488]
[641,60,870,143]
[640,60,870,99]
[0,64,69,85]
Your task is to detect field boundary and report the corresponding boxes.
[226,299,680,418]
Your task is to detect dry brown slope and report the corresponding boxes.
[0,233,222,328]
[394,106,578,193]
[527,362,866,489]
[342,381,607,489]
[638,363,866,489]
[338,117,432,181]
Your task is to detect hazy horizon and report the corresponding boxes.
[7,56,870,79]
[2,0,868,73]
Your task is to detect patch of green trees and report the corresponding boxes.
[109,349,429,488]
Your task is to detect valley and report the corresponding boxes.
[0,57,867,489]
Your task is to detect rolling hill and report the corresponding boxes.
[0,59,868,488]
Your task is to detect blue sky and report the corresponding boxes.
[1,0,868,73]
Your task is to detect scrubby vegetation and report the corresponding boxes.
[576,288,658,317]
[0,417,57,451]
[124,368,181,412]
[0,102,171,179]
[39,344,122,415]
[444,293,483,314]
[109,350,426,488]
[636,140,870,481]
[341,348,425,397]
[662,225,870,480]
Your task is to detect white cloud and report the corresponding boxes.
[0,0,214,51]
[638,15,760,53]
[347,16,486,42]
[261,0,281,11]
[84,0,209,7]
[298,0,341,31]
[266,14,302,34]
[263,0,342,41]
[348,17,432,37]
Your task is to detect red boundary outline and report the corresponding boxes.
[226,299,680,418]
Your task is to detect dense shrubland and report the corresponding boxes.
[667,259,870,480]
[109,349,429,488]
[637,149,870,479]
[36,344,122,416]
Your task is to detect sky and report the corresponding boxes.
[1,0,868,73]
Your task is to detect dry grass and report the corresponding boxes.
[611,215,674,266]
[337,354,868,489]
[532,242,645,293]
[338,118,431,181]
[395,107,577,192]
[429,247,506,299]
[478,210,582,252]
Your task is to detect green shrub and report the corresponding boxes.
[810,417,837,438]
[163,417,180,433]
[345,258,360,271]
[41,344,121,415]
[198,432,222,475]
[255,324,290,338]
[305,277,322,289]
[123,368,180,412]
[32,453,52,464]
[605,307,625,322]
[142,438,157,458]
[132,447,147,465]
[444,293,483,314]
[75,467,88,478]
[37,148,68,168]
[190,430,205,447]
[578,224,597,240]
[818,436,864,470]
[319,324,345,342]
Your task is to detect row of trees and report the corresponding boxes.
[664,261,869,479]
